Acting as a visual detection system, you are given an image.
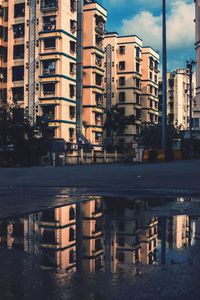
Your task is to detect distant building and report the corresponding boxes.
[194,0,200,128]
[159,69,196,130]
[141,47,159,125]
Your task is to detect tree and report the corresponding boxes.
[104,105,136,149]
[0,105,41,166]
[140,122,183,150]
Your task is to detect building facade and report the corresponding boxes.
[82,1,107,148]
[159,69,196,130]
[194,0,200,128]
[0,0,78,143]
[104,33,143,147]
[141,47,159,125]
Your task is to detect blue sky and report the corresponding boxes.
[99,0,195,72]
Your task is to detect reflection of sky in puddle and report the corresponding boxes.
[0,196,200,299]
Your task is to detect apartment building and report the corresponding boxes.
[39,205,76,270]
[82,197,104,272]
[141,47,159,125]
[159,69,196,130]
[0,0,77,143]
[194,0,200,128]
[139,217,158,264]
[0,1,7,106]
[82,1,107,148]
[104,33,143,147]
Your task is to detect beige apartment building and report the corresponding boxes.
[159,69,196,130]
[0,0,77,143]
[194,0,200,128]
[141,47,159,125]
[82,1,107,148]
[104,33,143,147]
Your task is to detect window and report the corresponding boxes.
[12,87,24,102]
[95,132,102,142]
[70,41,76,53]
[70,84,75,98]
[118,237,125,247]
[69,250,75,264]
[69,128,75,140]
[117,252,125,263]
[43,60,56,75]
[119,46,125,54]
[44,38,56,49]
[69,207,75,220]
[155,75,157,83]
[149,57,154,69]
[70,19,77,34]
[13,24,24,39]
[119,61,125,70]
[13,45,24,59]
[70,62,76,75]
[69,106,75,119]
[43,83,56,95]
[14,3,25,18]
[119,92,125,102]
[150,72,153,80]
[136,63,140,73]
[96,74,102,86]
[69,227,75,242]
[70,0,77,13]
[136,93,140,105]
[12,66,24,81]
[43,16,56,31]
[119,76,125,86]
[150,85,153,93]
[136,78,140,89]
[136,47,140,58]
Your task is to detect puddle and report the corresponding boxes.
[0,196,200,299]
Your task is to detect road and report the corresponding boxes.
[0,159,200,218]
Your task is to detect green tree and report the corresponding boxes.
[104,105,136,149]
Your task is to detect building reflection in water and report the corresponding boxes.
[0,197,199,274]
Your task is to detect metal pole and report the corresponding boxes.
[187,60,195,155]
[162,0,167,151]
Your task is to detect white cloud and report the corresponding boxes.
[119,0,195,51]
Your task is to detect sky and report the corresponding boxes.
[99,0,195,72]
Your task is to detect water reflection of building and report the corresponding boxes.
[114,208,141,269]
[82,197,104,272]
[166,215,189,249]
[1,197,199,274]
[39,205,76,271]
[0,215,40,252]
[140,217,158,264]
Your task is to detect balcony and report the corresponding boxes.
[95,55,102,68]
[40,0,58,12]
[95,74,103,87]
[95,35,103,50]
[95,94,103,107]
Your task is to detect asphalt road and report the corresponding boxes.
[0,159,200,218]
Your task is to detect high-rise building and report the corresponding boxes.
[194,0,200,128]
[159,69,196,130]
[82,1,107,148]
[0,0,78,143]
[141,47,159,125]
[104,33,143,146]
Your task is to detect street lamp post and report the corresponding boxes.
[162,0,167,152]
[186,60,195,143]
